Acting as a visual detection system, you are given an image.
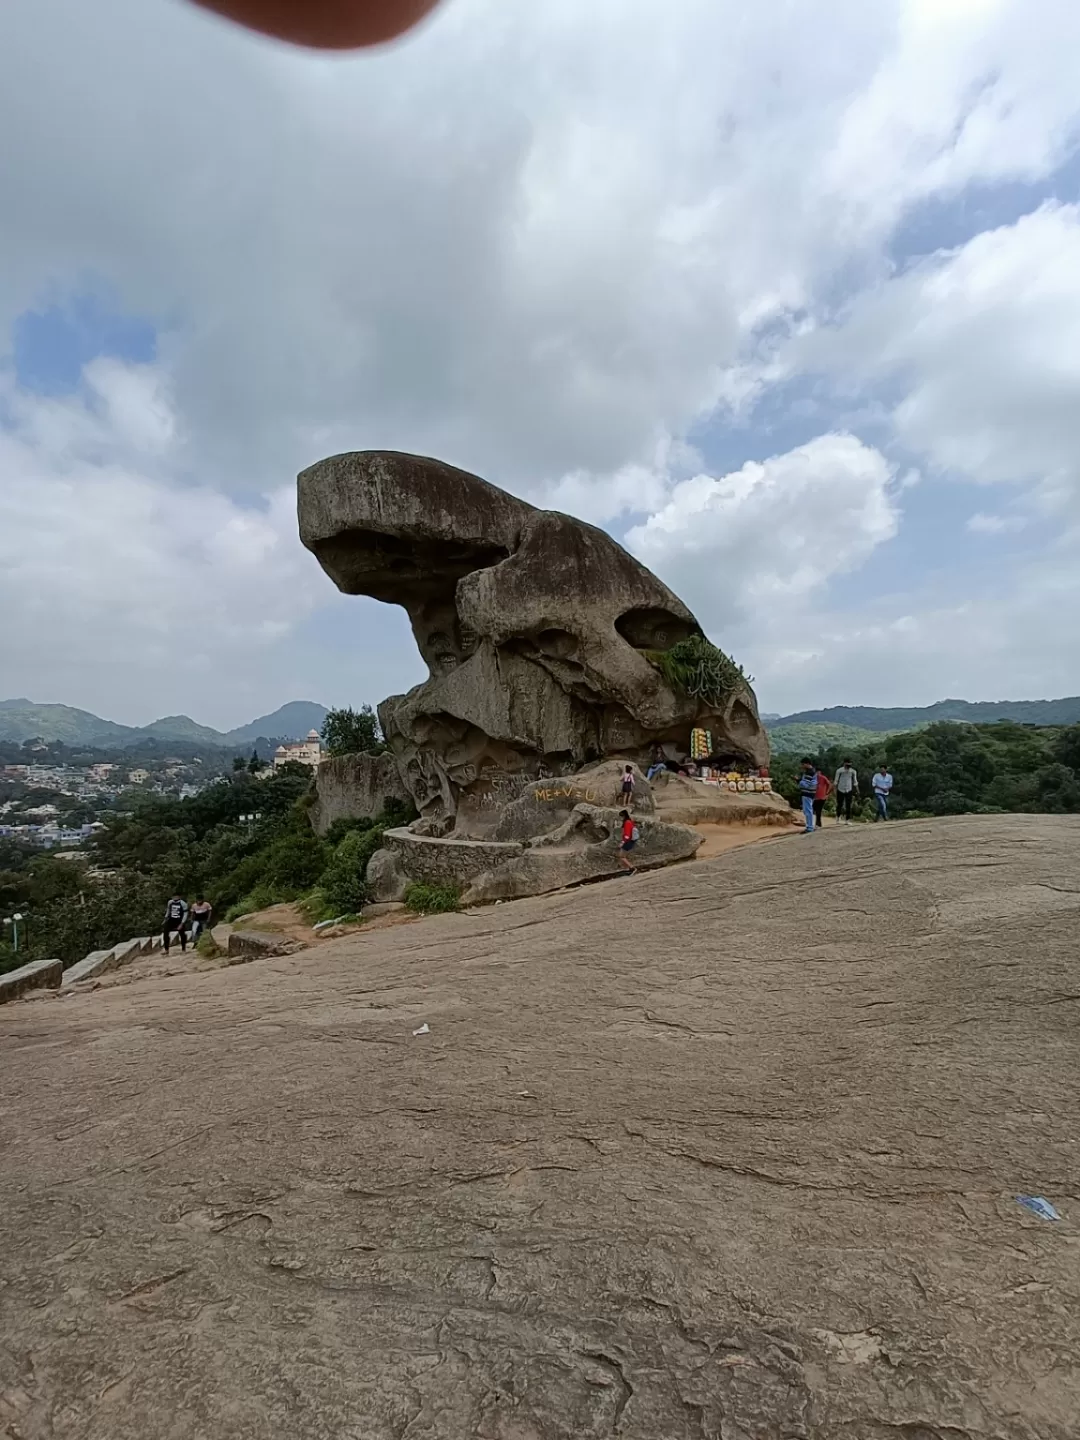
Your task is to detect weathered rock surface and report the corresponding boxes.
[379,828,525,889]
[365,845,410,903]
[2,816,1078,1438]
[651,771,797,827]
[227,930,292,961]
[489,758,656,843]
[308,751,410,835]
[464,804,702,904]
[299,451,767,829]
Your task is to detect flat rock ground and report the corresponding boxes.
[2,816,1079,1440]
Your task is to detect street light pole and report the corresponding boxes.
[3,912,23,954]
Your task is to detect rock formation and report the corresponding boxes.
[299,451,768,835]
[308,752,411,836]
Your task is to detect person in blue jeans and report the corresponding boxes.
[798,758,818,832]
[872,764,894,820]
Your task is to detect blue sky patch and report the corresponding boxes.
[13,286,157,395]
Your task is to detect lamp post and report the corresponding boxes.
[2,912,25,954]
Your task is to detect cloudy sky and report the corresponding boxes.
[2,0,1079,728]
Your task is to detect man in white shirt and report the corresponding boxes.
[872,764,893,820]
[833,759,859,822]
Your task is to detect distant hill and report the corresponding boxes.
[0,703,135,747]
[139,715,230,746]
[767,722,904,754]
[771,697,1080,733]
[225,702,330,746]
[0,699,330,750]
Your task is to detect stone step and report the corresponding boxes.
[0,958,63,1006]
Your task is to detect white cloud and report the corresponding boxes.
[747,532,1080,713]
[821,0,1080,242]
[626,434,898,628]
[4,0,1078,501]
[1,0,1080,717]
[967,512,1026,534]
[0,362,334,724]
[809,204,1080,507]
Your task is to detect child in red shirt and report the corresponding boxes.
[619,809,638,873]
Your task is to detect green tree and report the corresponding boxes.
[321,705,383,757]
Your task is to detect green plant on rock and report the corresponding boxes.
[321,830,373,916]
[644,634,753,707]
[403,883,460,915]
[195,931,225,960]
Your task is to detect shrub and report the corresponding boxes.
[379,796,418,827]
[645,635,752,705]
[404,882,460,915]
[323,815,375,847]
[261,833,327,894]
[224,883,278,923]
[321,831,372,916]
[297,887,332,923]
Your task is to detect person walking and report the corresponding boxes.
[162,894,189,954]
[621,764,637,810]
[618,809,639,873]
[797,759,818,833]
[813,767,833,829]
[189,895,213,945]
[872,763,894,820]
[833,759,859,822]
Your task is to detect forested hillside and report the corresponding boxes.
[0,767,413,974]
[769,721,1080,818]
[767,721,899,753]
[773,697,1080,732]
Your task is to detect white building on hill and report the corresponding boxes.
[272,730,323,772]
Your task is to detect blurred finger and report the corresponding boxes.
[189,0,441,48]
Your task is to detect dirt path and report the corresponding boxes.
[2,815,1079,1439]
[689,819,796,860]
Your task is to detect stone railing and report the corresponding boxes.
[0,933,169,1007]
[0,957,63,1006]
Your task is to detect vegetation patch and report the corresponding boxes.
[768,721,913,753]
[645,635,752,706]
[0,765,417,972]
[768,720,1080,819]
[403,882,461,915]
[195,931,225,960]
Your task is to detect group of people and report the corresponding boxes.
[162,894,214,954]
[797,759,894,833]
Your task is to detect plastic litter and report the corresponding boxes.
[1016,1195,1061,1221]
[412,1023,430,1036]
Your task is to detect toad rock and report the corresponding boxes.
[299,451,767,829]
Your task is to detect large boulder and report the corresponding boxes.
[308,752,411,836]
[365,847,409,904]
[299,451,768,828]
[488,758,656,843]
[651,771,797,827]
[462,805,702,904]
